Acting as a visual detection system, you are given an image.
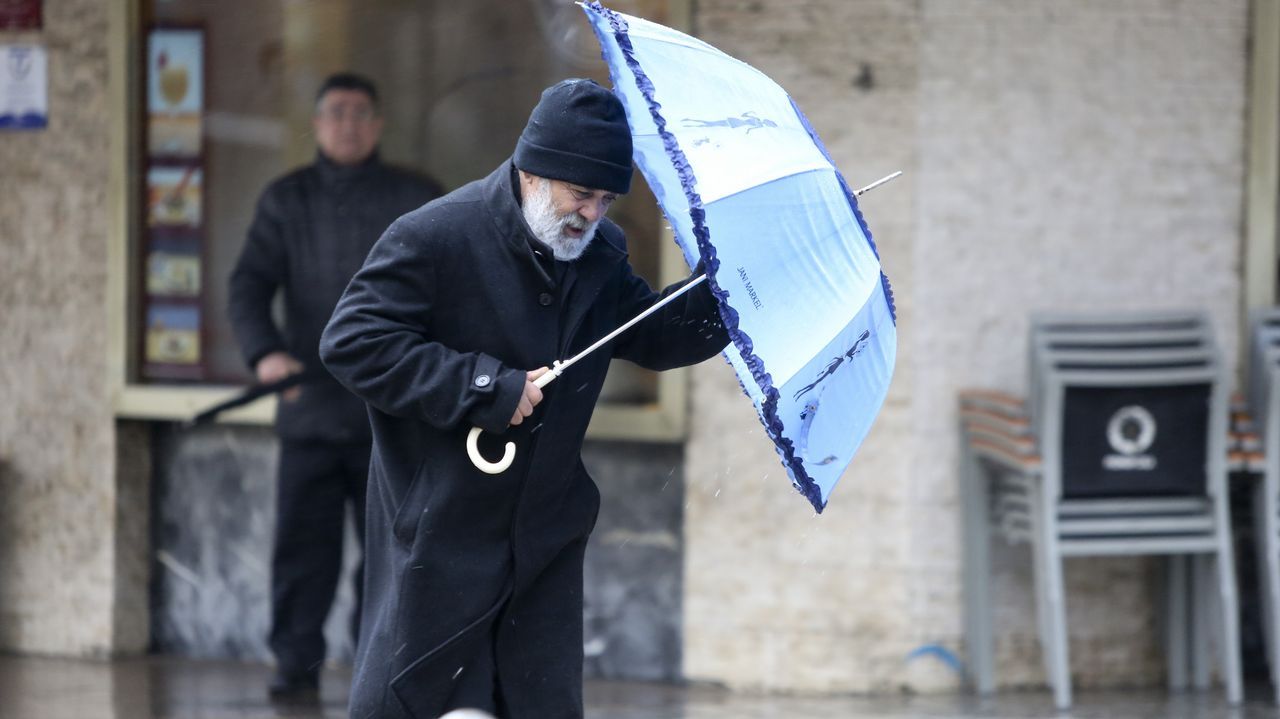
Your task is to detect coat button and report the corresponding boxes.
[538,293,554,306]
[474,375,491,388]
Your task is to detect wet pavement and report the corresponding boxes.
[0,654,1276,719]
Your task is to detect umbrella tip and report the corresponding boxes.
[854,170,903,196]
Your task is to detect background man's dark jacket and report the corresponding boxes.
[228,152,442,442]
[320,161,728,719]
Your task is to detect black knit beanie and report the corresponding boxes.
[514,79,633,195]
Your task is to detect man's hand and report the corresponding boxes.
[509,367,550,426]
[256,351,304,401]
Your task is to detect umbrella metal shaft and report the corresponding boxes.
[534,170,902,388]
[536,274,709,386]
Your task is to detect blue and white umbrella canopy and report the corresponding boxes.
[582,2,897,512]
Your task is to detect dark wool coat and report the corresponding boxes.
[320,162,728,719]
[228,151,442,442]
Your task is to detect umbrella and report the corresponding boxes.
[466,3,898,514]
[183,370,319,428]
[579,2,897,512]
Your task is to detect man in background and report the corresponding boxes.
[227,72,442,700]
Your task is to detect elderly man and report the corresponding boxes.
[228,72,442,699]
[320,79,728,718]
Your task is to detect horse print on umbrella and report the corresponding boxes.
[795,330,872,401]
[794,330,873,466]
[682,111,778,133]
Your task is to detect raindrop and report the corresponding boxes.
[395,643,407,656]
[714,488,721,498]
[453,666,465,679]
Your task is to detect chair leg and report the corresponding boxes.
[1252,480,1280,704]
[1271,553,1280,706]
[962,450,995,695]
[1191,554,1211,691]
[1202,475,1244,707]
[1212,546,1243,705]
[1270,535,1280,706]
[1033,535,1071,710]
[1164,554,1189,691]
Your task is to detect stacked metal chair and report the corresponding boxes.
[960,311,1242,709]
[1246,308,1280,704]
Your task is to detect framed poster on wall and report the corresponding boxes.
[146,245,202,297]
[146,166,203,228]
[146,28,203,160]
[145,304,201,368]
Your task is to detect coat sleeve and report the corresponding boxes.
[610,259,729,371]
[227,187,288,370]
[319,218,526,433]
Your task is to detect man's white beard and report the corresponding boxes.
[522,178,598,261]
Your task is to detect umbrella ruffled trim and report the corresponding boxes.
[589,1,827,512]
[786,96,898,326]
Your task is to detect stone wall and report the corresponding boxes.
[684,0,1246,693]
[582,441,687,681]
[912,0,1244,689]
[0,0,130,655]
[149,425,313,662]
[151,427,687,680]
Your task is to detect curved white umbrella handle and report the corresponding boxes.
[466,366,560,474]
[467,425,515,474]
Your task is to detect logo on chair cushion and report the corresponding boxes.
[1103,405,1157,470]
